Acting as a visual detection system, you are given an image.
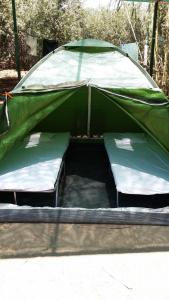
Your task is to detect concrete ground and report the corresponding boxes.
[0,252,169,300]
[0,70,27,79]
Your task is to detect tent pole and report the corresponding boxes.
[11,0,21,81]
[87,86,91,137]
[149,0,159,77]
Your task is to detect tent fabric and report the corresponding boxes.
[0,96,10,135]
[0,132,70,192]
[0,38,169,161]
[0,89,77,161]
[13,41,156,92]
[104,132,169,195]
[120,43,138,62]
[97,87,169,153]
[64,39,116,48]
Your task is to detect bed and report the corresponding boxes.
[0,132,70,206]
[104,132,169,206]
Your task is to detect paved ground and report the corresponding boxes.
[0,252,169,300]
[0,70,27,79]
[0,70,28,93]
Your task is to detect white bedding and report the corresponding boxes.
[104,133,169,195]
[0,132,70,192]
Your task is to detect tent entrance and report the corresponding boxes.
[60,142,116,208]
[1,139,169,209]
[60,140,169,209]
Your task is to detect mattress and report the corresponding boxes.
[104,132,169,195]
[0,132,70,192]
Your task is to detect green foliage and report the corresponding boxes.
[155,6,169,94]
[0,0,168,94]
[0,1,152,69]
[0,0,12,36]
[0,0,14,69]
[82,8,137,45]
[15,0,84,42]
[14,0,148,47]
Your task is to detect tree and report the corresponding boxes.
[0,0,14,69]
[154,6,169,94]
[1,0,169,95]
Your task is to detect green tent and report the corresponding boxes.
[0,38,169,160]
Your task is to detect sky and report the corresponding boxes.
[83,0,115,9]
[83,0,149,10]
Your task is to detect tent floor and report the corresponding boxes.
[60,143,169,209]
[1,142,169,209]
[60,143,116,208]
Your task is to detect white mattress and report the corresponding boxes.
[104,133,169,195]
[0,132,70,192]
